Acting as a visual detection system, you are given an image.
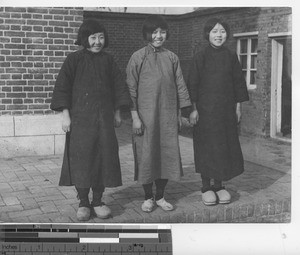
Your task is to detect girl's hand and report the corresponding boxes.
[178,110,182,132]
[178,116,183,132]
[189,110,199,126]
[236,103,241,124]
[114,109,122,128]
[62,109,71,133]
[132,117,144,135]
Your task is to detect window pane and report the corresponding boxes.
[250,71,256,84]
[251,38,258,53]
[242,71,247,80]
[240,39,248,53]
[251,55,257,69]
[240,55,247,69]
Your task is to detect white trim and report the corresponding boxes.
[276,44,283,134]
[246,39,252,85]
[248,84,257,90]
[273,136,291,143]
[233,31,259,37]
[236,37,258,89]
[268,32,292,38]
[270,39,283,139]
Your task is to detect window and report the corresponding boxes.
[234,32,259,90]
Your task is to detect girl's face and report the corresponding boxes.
[209,23,227,48]
[87,32,105,53]
[151,27,167,48]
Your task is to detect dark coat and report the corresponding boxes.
[188,45,249,181]
[50,49,131,188]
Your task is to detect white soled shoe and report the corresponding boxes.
[156,198,174,211]
[93,204,112,219]
[215,189,231,204]
[202,190,217,206]
[77,207,91,221]
[141,198,155,212]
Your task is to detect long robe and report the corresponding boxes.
[188,45,249,181]
[50,49,131,188]
[126,44,191,184]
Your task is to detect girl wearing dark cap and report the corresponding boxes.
[188,18,249,206]
[126,15,191,212]
[51,19,131,221]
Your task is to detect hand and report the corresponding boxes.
[236,103,241,124]
[62,110,71,133]
[178,114,182,132]
[236,109,241,124]
[114,110,122,128]
[189,110,199,126]
[132,117,144,135]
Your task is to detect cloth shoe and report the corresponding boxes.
[215,189,231,204]
[202,190,217,206]
[156,197,174,211]
[77,207,91,221]
[93,204,111,219]
[141,198,155,212]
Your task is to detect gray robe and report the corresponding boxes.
[126,44,191,184]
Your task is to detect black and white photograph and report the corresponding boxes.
[0,1,298,254]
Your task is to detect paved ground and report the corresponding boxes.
[0,121,291,223]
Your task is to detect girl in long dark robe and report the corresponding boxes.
[126,15,191,212]
[188,18,249,206]
[50,19,131,221]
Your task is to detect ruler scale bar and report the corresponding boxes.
[0,224,172,254]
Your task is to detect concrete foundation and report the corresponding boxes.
[0,115,65,158]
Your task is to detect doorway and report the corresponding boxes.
[270,35,292,140]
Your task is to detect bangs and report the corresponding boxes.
[142,15,170,41]
[75,19,109,48]
[203,18,230,41]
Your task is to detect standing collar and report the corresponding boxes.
[147,43,163,53]
[83,48,105,56]
[208,44,226,51]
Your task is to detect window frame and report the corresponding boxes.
[234,31,259,90]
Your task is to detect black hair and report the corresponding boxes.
[75,19,109,48]
[142,14,170,41]
[203,18,230,41]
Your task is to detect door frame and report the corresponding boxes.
[269,32,291,140]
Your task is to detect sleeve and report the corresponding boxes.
[173,54,191,109]
[125,53,140,111]
[111,58,132,110]
[232,52,249,103]
[50,54,76,112]
[187,52,203,103]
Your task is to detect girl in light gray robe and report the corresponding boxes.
[126,15,191,212]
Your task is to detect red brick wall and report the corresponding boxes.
[0,7,83,115]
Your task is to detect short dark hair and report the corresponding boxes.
[203,18,230,41]
[75,19,109,48]
[142,15,170,41]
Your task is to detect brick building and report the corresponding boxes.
[0,7,292,157]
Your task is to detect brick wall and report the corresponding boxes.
[172,7,292,136]
[0,7,292,137]
[84,11,180,80]
[85,7,291,137]
[0,7,83,115]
